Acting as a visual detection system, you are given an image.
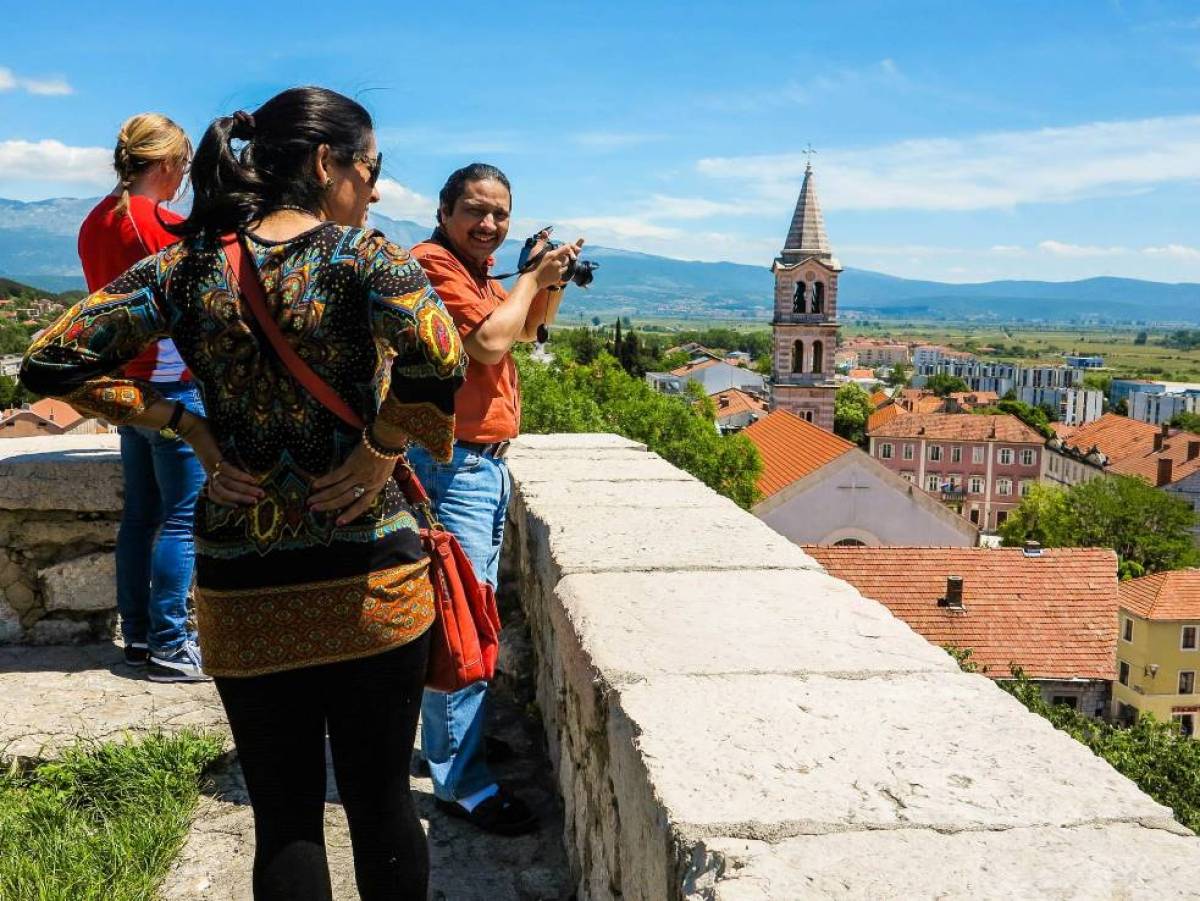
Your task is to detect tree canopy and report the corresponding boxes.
[1169,411,1200,433]
[834,382,874,446]
[516,349,762,508]
[999,476,1200,576]
[925,373,969,396]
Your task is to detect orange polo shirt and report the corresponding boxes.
[411,241,520,443]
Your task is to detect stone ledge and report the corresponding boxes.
[0,434,123,512]
[686,824,1200,900]
[501,433,1200,900]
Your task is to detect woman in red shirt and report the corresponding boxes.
[77,113,207,682]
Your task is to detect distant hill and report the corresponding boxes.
[2,197,1198,324]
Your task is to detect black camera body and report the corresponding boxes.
[517,227,598,288]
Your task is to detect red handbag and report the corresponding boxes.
[221,233,501,691]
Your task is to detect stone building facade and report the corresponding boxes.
[770,162,839,432]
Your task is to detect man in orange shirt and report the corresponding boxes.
[409,163,582,835]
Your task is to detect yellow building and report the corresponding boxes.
[1114,569,1200,737]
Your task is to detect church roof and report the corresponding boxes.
[781,162,831,262]
[742,410,856,498]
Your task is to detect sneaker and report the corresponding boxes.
[147,640,210,683]
[124,642,149,667]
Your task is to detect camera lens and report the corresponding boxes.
[572,261,598,288]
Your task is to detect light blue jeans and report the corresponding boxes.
[408,443,511,802]
[115,381,206,654]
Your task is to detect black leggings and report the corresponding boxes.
[215,632,431,901]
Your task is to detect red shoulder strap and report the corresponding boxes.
[221,233,365,431]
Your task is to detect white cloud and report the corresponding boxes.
[703,58,905,111]
[555,215,680,241]
[569,131,662,150]
[990,244,1027,256]
[375,178,434,223]
[1038,240,1129,258]
[641,194,759,220]
[697,114,1200,212]
[0,66,73,96]
[1143,243,1200,260]
[0,139,110,184]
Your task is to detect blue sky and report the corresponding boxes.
[3,0,1200,283]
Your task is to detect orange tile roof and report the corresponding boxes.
[669,358,720,377]
[807,546,1119,680]
[1120,569,1200,620]
[1049,421,1078,439]
[848,368,877,379]
[868,412,1044,444]
[867,403,906,433]
[711,388,767,422]
[27,398,84,429]
[743,410,856,498]
[947,391,999,406]
[1060,413,1200,486]
[869,390,890,408]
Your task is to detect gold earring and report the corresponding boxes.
[324,176,334,189]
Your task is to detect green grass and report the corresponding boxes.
[0,730,226,901]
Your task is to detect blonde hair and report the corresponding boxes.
[113,113,192,216]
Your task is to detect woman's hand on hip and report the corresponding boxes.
[309,442,394,525]
[183,415,263,507]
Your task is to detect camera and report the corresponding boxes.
[517,226,598,288]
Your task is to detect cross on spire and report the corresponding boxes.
[802,143,817,172]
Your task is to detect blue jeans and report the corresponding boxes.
[408,443,511,802]
[115,381,206,654]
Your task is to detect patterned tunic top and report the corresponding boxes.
[21,223,465,677]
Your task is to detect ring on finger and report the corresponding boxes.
[352,485,366,499]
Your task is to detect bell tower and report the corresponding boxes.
[770,159,840,432]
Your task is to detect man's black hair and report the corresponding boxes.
[436,163,511,223]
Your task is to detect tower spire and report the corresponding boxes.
[781,157,830,261]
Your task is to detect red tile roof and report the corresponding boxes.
[26,398,84,429]
[848,368,877,379]
[711,388,767,422]
[670,358,718,377]
[742,410,856,498]
[868,412,1044,444]
[1060,413,1200,486]
[1120,569,1200,620]
[807,546,1119,680]
[869,390,890,408]
[867,403,906,433]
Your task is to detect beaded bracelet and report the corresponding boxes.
[362,426,406,461]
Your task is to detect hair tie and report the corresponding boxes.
[231,110,256,140]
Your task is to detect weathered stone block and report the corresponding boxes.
[687,825,1200,900]
[17,519,119,549]
[0,435,123,512]
[619,672,1175,835]
[554,570,957,681]
[25,618,94,645]
[3,579,36,614]
[40,553,116,612]
[0,599,21,643]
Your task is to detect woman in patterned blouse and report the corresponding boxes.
[21,87,465,900]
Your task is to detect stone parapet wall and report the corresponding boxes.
[0,435,123,644]
[502,434,1200,900]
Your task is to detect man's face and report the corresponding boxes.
[440,178,511,269]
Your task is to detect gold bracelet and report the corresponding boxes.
[362,426,405,461]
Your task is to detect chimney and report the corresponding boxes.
[1162,421,1171,437]
[1023,540,1043,557]
[1154,433,1165,452]
[938,576,965,609]
[1189,440,1200,462]
[1157,458,1174,487]
[718,394,729,409]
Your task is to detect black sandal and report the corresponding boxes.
[434,786,538,836]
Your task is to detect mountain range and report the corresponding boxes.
[2,197,1197,324]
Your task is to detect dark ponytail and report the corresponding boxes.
[168,86,373,239]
